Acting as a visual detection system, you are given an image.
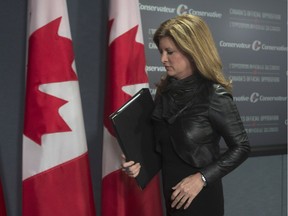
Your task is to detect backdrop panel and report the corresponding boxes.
[139,0,287,156]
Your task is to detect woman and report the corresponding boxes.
[122,14,250,216]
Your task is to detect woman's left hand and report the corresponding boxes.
[171,172,205,210]
[121,154,141,178]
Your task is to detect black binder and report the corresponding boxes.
[110,88,161,189]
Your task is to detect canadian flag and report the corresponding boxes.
[22,0,96,215]
[101,0,163,215]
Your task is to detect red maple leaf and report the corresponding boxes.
[24,17,78,145]
[104,19,149,135]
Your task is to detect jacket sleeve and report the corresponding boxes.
[200,85,250,184]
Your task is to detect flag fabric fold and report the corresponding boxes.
[101,0,163,215]
[22,0,96,215]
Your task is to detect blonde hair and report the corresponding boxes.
[153,14,232,91]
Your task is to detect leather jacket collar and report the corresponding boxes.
[153,73,211,123]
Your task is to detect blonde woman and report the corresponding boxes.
[123,14,250,216]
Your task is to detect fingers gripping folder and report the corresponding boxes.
[110,88,161,189]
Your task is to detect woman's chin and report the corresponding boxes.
[166,71,175,77]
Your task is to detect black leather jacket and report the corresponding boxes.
[154,83,250,185]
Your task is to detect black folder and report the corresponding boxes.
[110,88,161,189]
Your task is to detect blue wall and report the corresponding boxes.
[223,155,287,216]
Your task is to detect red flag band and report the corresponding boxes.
[0,178,6,216]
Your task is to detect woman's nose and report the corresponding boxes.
[161,53,167,64]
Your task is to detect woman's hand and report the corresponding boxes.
[171,172,205,210]
[121,154,141,178]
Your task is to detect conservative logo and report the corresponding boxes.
[176,4,222,18]
[251,40,261,51]
[220,40,287,52]
[250,92,260,103]
[234,92,287,103]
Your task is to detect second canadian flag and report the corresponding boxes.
[101,0,163,215]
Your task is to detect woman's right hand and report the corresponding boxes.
[121,154,141,178]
